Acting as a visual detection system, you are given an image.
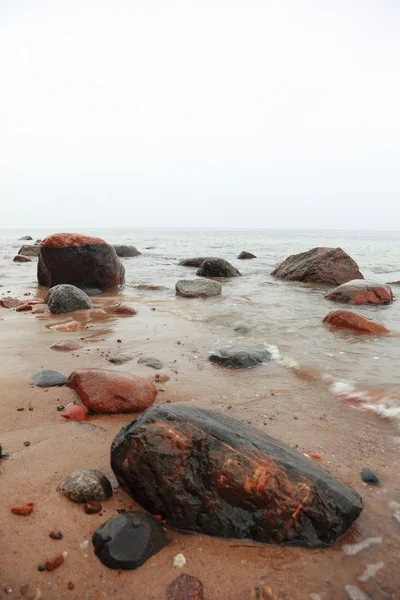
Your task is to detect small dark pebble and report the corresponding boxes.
[116,508,126,514]
[17,407,24,411]
[49,530,63,540]
[360,467,381,487]
[56,405,65,411]
[29,407,34,411]
[38,564,45,572]
[151,308,156,311]
[24,441,30,447]
[84,501,102,514]
[68,582,74,590]
[117,339,122,343]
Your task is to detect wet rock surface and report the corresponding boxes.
[325,280,393,305]
[58,469,113,503]
[323,310,389,335]
[108,352,135,365]
[360,468,381,487]
[113,244,141,257]
[179,257,216,267]
[18,245,40,257]
[197,258,241,278]
[272,247,363,285]
[176,279,222,298]
[19,235,33,240]
[61,404,88,421]
[37,233,125,291]
[166,575,205,600]
[50,320,83,332]
[66,368,157,413]
[208,347,271,369]
[232,321,250,333]
[32,370,68,387]
[92,511,167,570]
[13,255,32,263]
[238,251,256,259]
[138,356,164,369]
[111,302,137,315]
[50,340,84,352]
[45,284,93,314]
[0,296,23,308]
[111,405,363,547]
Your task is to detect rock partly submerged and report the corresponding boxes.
[113,245,141,257]
[209,347,271,369]
[323,310,389,335]
[45,284,93,314]
[13,255,32,263]
[325,280,393,305]
[18,245,40,257]
[272,247,363,285]
[197,258,241,278]
[238,251,256,259]
[179,257,216,267]
[175,279,222,298]
[111,406,363,548]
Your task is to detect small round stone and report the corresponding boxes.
[67,582,74,590]
[58,469,113,503]
[49,531,63,540]
[360,467,381,486]
[84,501,102,514]
[37,565,45,572]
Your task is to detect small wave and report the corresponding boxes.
[330,380,400,425]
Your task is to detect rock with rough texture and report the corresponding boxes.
[50,340,84,352]
[19,235,33,240]
[111,406,363,547]
[66,368,157,413]
[111,303,137,315]
[208,347,271,369]
[18,245,40,257]
[45,284,93,314]
[166,575,205,600]
[176,279,222,298]
[272,247,363,285]
[32,370,68,387]
[323,310,389,335]
[37,233,125,291]
[360,468,381,487]
[61,404,88,421]
[232,321,250,333]
[325,280,393,305]
[133,284,168,291]
[179,257,216,267]
[108,353,135,365]
[13,255,32,263]
[58,469,113,503]
[113,245,141,257]
[92,511,167,570]
[16,303,32,312]
[50,320,83,332]
[238,251,256,259]
[0,297,23,308]
[197,258,241,278]
[138,356,164,370]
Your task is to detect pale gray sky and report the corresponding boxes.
[1,0,399,229]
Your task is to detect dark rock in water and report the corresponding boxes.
[37,233,125,291]
[32,370,68,387]
[92,511,167,570]
[197,258,241,278]
[360,468,381,487]
[113,245,142,258]
[272,247,363,285]
[13,255,32,263]
[35,239,42,245]
[325,280,393,305]
[166,575,205,600]
[208,347,271,369]
[58,469,113,503]
[19,235,33,240]
[138,356,164,370]
[18,244,40,257]
[78,286,102,296]
[238,251,256,259]
[45,284,93,314]
[111,405,363,547]
[175,279,222,298]
[179,257,216,268]
[108,353,135,365]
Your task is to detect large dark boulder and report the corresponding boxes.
[179,257,216,267]
[208,347,271,368]
[272,247,363,285]
[45,284,93,314]
[175,279,222,298]
[113,245,141,257]
[238,251,256,259]
[111,406,363,548]
[18,245,40,257]
[196,258,241,278]
[325,280,393,305]
[37,233,125,291]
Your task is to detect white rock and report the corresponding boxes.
[345,585,371,600]
[342,537,382,556]
[172,553,187,568]
[358,562,384,583]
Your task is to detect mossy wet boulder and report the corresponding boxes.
[111,406,363,548]
[196,258,241,278]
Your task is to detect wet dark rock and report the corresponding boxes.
[18,245,40,257]
[272,247,363,285]
[113,245,141,257]
[92,511,167,570]
[45,554,64,571]
[325,280,393,305]
[238,251,256,259]
[208,347,271,369]
[45,284,93,314]
[19,235,33,240]
[138,356,164,370]
[13,255,32,263]
[360,468,381,487]
[49,531,63,540]
[108,353,135,365]
[179,257,216,267]
[197,258,241,278]
[78,286,102,296]
[37,564,45,572]
[166,575,205,600]
[58,469,113,503]
[111,405,363,547]
[32,370,68,387]
[84,501,103,514]
[176,279,222,298]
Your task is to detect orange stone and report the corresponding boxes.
[16,304,33,312]
[11,503,34,516]
[45,554,64,571]
[61,404,88,421]
[112,303,137,316]
[50,340,84,352]
[41,233,108,248]
[323,310,389,335]
[50,320,82,332]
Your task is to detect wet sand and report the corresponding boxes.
[1,289,400,600]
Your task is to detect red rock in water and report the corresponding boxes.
[61,404,88,421]
[38,233,125,291]
[31,307,46,314]
[272,247,363,285]
[112,303,137,316]
[11,503,34,516]
[0,297,23,308]
[325,280,393,305]
[16,304,33,312]
[66,368,157,414]
[13,255,32,263]
[45,554,64,571]
[166,575,205,600]
[27,299,43,306]
[50,340,84,352]
[50,320,82,332]
[323,310,390,334]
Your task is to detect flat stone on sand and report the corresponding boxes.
[32,370,68,387]
[176,279,222,298]
[208,347,271,369]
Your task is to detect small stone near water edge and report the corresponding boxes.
[172,553,187,568]
[50,340,84,352]
[58,469,113,503]
[32,370,67,387]
[166,575,204,600]
[111,302,137,315]
[45,284,93,314]
[360,467,381,486]
[50,320,83,332]
[16,303,33,312]
[49,531,63,540]
[238,251,256,259]
[61,404,88,421]
[138,356,164,370]
[325,280,393,305]
[232,321,250,333]
[175,279,222,298]
[19,235,33,240]
[13,255,32,263]
[0,297,23,308]
[208,347,271,369]
[108,353,134,365]
[113,244,141,257]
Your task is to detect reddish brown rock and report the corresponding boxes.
[166,575,205,600]
[11,503,34,516]
[16,303,33,312]
[61,404,88,421]
[84,501,102,514]
[66,368,157,414]
[45,554,64,571]
[0,297,23,308]
[112,303,137,316]
[50,340,84,352]
[31,306,46,314]
[13,255,32,263]
[154,373,170,384]
[50,320,83,332]
[325,280,393,305]
[38,233,125,291]
[323,310,390,335]
[272,247,363,285]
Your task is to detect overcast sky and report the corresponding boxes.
[1,0,399,229]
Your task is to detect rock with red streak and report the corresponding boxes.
[66,368,157,414]
[11,503,34,516]
[112,303,137,316]
[61,404,88,421]
[272,247,363,285]
[45,554,64,571]
[325,280,393,305]
[166,575,205,600]
[50,320,82,332]
[13,255,32,263]
[37,233,125,291]
[50,340,84,352]
[16,304,33,312]
[0,297,23,308]
[323,310,390,334]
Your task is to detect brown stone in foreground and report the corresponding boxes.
[50,340,84,352]
[66,368,157,414]
[38,232,125,291]
[16,303,32,312]
[13,255,32,263]
[323,310,389,335]
[45,554,64,571]
[0,297,23,308]
[112,302,137,315]
[84,501,102,514]
[325,280,393,305]
[111,406,363,548]
[166,575,205,600]
[61,404,88,421]
[272,247,363,285]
